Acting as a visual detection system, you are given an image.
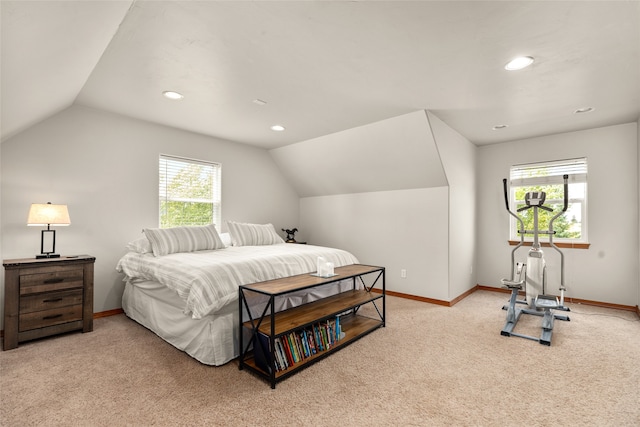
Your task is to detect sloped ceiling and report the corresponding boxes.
[0,1,132,141]
[1,1,639,148]
[270,110,446,197]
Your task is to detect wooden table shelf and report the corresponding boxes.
[242,313,382,380]
[245,289,382,336]
[238,264,385,388]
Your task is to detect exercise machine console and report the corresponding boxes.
[500,174,571,345]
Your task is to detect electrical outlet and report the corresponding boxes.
[400,269,407,278]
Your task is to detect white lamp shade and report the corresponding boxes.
[27,203,71,226]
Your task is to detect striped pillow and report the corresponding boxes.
[126,234,153,254]
[227,221,285,246]
[144,224,225,257]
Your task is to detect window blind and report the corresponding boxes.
[159,154,221,229]
[510,157,587,186]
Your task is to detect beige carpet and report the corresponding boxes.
[1,291,639,427]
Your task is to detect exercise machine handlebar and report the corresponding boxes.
[518,204,553,213]
[561,174,569,212]
[503,174,569,216]
[502,178,509,211]
[502,178,525,283]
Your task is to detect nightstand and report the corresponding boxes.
[3,255,95,350]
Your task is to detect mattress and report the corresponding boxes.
[117,243,359,319]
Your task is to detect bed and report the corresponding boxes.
[116,222,359,366]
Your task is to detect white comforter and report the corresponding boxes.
[116,243,358,319]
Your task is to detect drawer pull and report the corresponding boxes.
[44,278,65,284]
[43,314,63,320]
[43,298,64,303]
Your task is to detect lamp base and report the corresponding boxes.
[36,253,61,259]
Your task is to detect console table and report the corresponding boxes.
[238,264,385,388]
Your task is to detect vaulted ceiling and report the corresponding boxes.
[2,1,639,149]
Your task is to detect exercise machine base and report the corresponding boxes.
[501,288,570,346]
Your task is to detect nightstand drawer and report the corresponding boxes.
[20,289,83,314]
[19,304,83,332]
[20,268,84,295]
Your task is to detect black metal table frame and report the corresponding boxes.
[238,265,385,388]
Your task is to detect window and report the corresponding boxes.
[509,158,587,243]
[159,154,221,229]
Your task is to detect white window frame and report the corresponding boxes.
[159,154,222,230]
[509,158,588,243]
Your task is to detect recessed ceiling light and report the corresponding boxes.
[504,56,534,71]
[492,124,509,130]
[253,99,267,106]
[271,125,285,132]
[162,91,184,100]
[574,107,595,114]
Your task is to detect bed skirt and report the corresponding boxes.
[122,278,355,366]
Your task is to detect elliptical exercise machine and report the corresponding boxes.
[500,174,570,345]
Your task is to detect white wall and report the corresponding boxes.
[300,187,450,300]
[428,112,478,299]
[0,105,299,322]
[272,110,451,300]
[477,123,639,306]
[638,117,640,309]
[276,110,477,302]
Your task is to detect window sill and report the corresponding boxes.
[508,240,590,249]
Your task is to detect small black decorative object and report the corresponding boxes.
[282,227,298,243]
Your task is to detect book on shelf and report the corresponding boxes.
[313,324,321,352]
[253,333,274,374]
[294,331,305,359]
[280,334,293,366]
[251,316,345,373]
[287,334,300,363]
[274,337,288,370]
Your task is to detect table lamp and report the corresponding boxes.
[27,202,71,258]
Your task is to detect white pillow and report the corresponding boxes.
[126,234,152,254]
[227,221,285,246]
[144,224,225,257]
[219,232,232,247]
